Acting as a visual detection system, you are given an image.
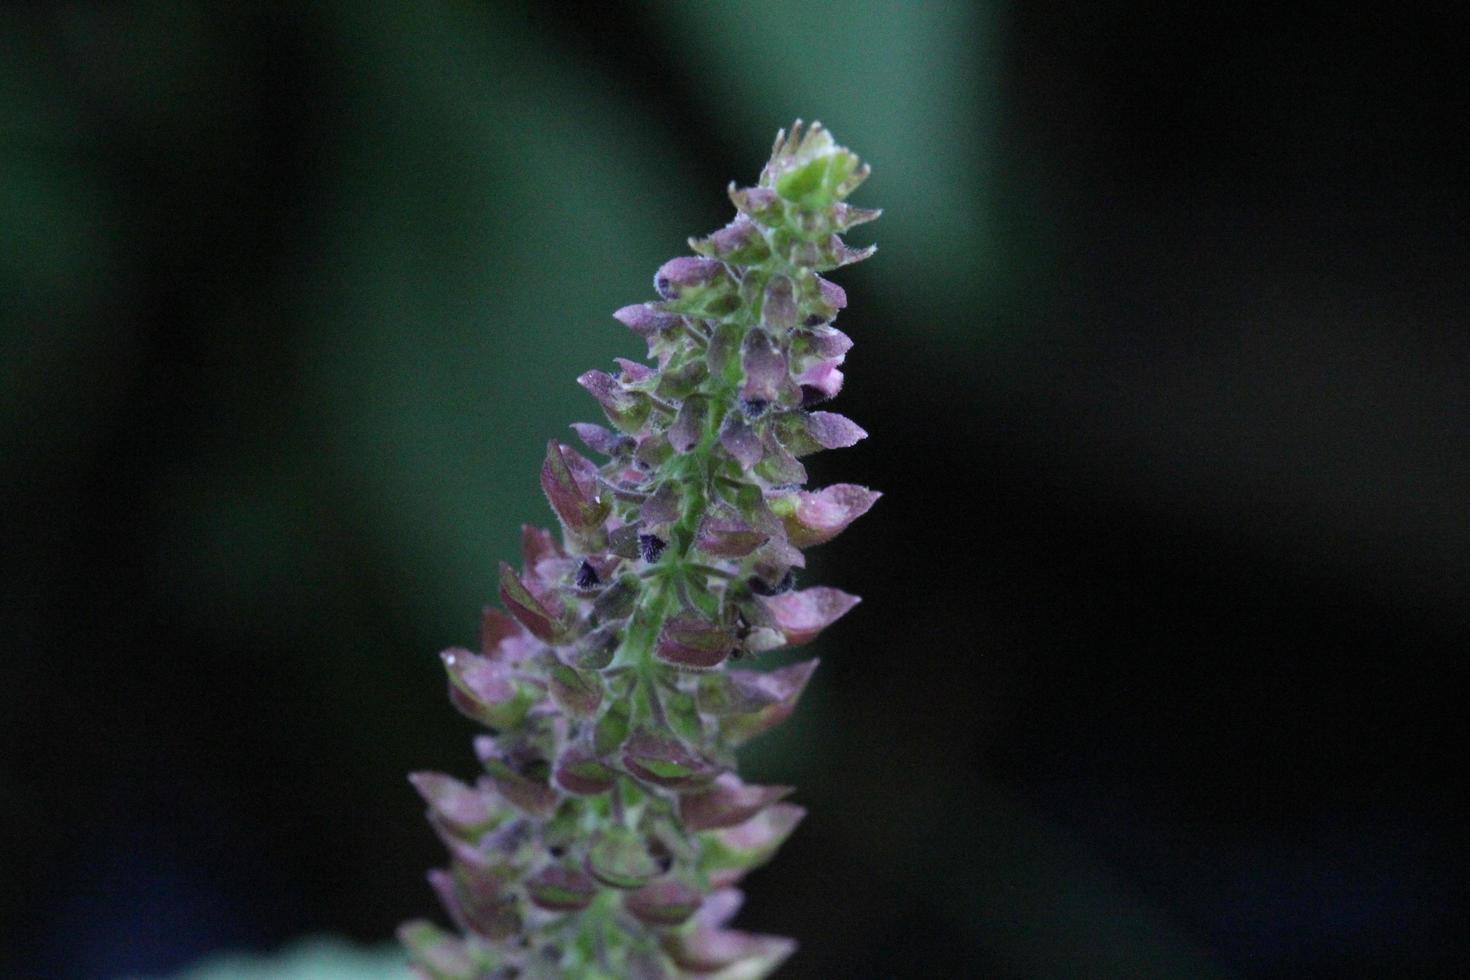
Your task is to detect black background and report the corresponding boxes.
[3,3,1467,978]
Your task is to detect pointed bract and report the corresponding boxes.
[778,484,881,547]
[680,774,794,832]
[625,878,703,927]
[669,394,708,453]
[695,512,769,558]
[705,660,821,746]
[541,441,610,536]
[441,649,535,731]
[701,803,807,888]
[553,743,617,796]
[409,771,499,838]
[719,416,764,469]
[525,864,598,912]
[656,614,737,671]
[663,926,797,977]
[578,369,650,433]
[623,731,721,790]
[740,329,794,405]
[762,587,860,646]
[654,256,726,300]
[497,561,566,644]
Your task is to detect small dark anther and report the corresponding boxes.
[648,838,674,875]
[740,398,769,419]
[804,313,826,327]
[547,844,566,859]
[575,560,600,590]
[747,570,795,597]
[800,384,831,408]
[638,533,667,563]
[655,275,675,299]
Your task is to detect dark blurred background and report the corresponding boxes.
[4,3,1467,978]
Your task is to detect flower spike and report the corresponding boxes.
[403,123,879,979]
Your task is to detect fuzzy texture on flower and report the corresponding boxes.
[401,121,878,980]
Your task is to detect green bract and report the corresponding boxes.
[401,122,879,979]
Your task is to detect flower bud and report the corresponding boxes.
[753,433,807,486]
[614,357,655,384]
[440,648,536,731]
[719,415,763,469]
[622,731,720,791]
[653,257,738,317]
[762,586,860,646]
[740,329,795,405]
[700,803,806,888]
[408,771,500,838]
[694,511,768,558]
[479,751,560,819]
[800,324,853,358]
[773,483,881,548]
[762,275,799,329]
[429,865,521,941]
[546,662,603,719]
[832,201,882,231]
[654,256,725,300]
[817,275,847,312]
[727,184,782,224]
[690,216,770,265]
[578,369,651,433]
[679,774,793,832]
[593,699,631,758]
[656,614,737,671]
[586,827,661,889]
[775,409,867,457]
[699,659,820,746]
[540,442,610,538]
[765,120,861,209]
[668,394,708,453]
[640,481,681,528]
[591,572,639,621]
[635,430,674,471]
[520,527,567,586]
[498,561,567,644]
[662,924,796,976]
[613,302,679,340]
[570,421,629,457]
[553,742,617,796]
[571,621,620,670]
[625,879,703,927]
[525,864,598,912]
[706,321,742,379]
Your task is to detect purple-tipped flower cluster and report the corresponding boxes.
[400,122,879,979]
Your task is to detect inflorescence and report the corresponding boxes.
[401,122,879,980]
